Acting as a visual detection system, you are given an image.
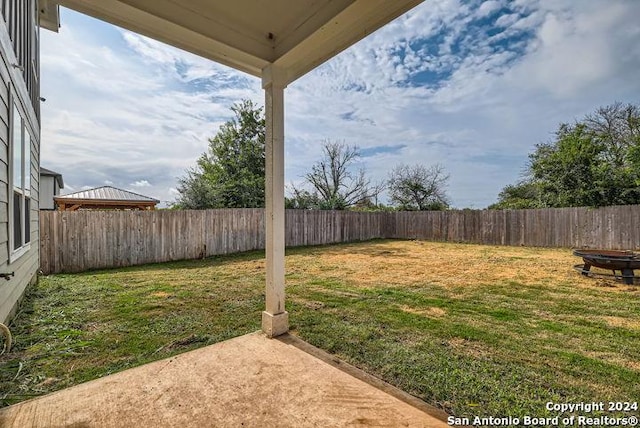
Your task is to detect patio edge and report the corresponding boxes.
[276,332,452,424]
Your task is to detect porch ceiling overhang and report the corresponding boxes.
[39,0,61,32]
[52,0,423,84]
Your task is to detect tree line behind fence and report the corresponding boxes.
[39,205,640,274]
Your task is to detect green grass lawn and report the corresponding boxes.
[1,239,639,419]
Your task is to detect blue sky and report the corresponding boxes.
[40,0,640,208]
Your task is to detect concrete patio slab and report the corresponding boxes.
[0,332,449,427]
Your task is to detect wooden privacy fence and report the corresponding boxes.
[40,205,640,274]
[385,205,640,249]
[39,209,385,274]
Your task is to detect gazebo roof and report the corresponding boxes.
[53,186,160,213]
[46,0,423,84]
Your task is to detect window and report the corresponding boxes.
[10,93,31,259]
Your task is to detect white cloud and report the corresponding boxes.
[41,1,640,208]
[505,2,631,98]
[130,180,151,188]
[477,1,504,18]
[283,0,640,207]
[40,10,263,208]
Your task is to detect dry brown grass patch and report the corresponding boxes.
[446,337,491,358]
[584,351,640,371]
[150,292,171,298]
[289,240,633,293]
[397,304,446,318]
[600,316,640,330]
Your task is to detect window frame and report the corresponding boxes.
[31,0,38,81]
[8,87,32,263]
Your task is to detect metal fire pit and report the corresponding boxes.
[573,249,640,285]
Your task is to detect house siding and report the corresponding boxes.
[40,174,53,209]
[0,1,40,324]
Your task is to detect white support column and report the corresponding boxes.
[261,64,288,338]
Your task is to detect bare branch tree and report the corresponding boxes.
[388,163,450,210]
[290,140,382,209]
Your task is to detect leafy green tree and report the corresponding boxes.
[175,100,265,209]
[492,102,640,209]
[528,123,604,207]
[488,182,540,209]
[288,140,382,210]
[387,163,449,211]
[173,171,218,210]
[285,188,321,209]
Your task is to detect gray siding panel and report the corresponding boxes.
[0,96,7,129]
[0,11,39,324]
[0,248,38,321]
[0,242,6,265]
[0,75,7,106]
[40,175,54,210]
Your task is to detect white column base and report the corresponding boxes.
[262,311,289,338]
